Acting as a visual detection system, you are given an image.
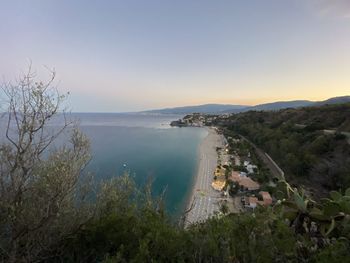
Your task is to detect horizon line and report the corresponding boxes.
[68,94,350,113]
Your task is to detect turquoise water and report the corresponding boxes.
[75,114,207,218]
[0,113,207,217]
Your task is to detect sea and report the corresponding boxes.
[0,113,207,218]
[9,112,205,219]
[74,113,207,218]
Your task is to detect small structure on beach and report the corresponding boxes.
[212,166,226,191]
[214,167,225,178]
[211,179,226,191]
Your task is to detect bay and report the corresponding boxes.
[74,113,207,218]
[0,112,207,218]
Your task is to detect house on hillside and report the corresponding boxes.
[243,160,257,174]
[243,191,273,209]
[259,191,272,206]
[246,164,257,174]
[240,171,247,177]
[239,177,260,191]
[230,171,240,181]
[229,171,260,191]
[247,196,258,209]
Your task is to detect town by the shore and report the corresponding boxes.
[180,113,278,228]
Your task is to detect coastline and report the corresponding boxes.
[181,127,209,221]
[183,126,224,227]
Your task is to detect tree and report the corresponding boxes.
[220,202,229,215]
[0,66,92,262]
[228,181,239,196]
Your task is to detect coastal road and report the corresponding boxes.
[185,128,224,227]
[239,134,285,180]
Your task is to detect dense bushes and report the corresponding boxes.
[55,185,350,262]
[220,104,350,194]
[2,71,350,262]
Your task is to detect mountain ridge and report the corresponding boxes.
[141,103,248,114]
[141,96,350,114]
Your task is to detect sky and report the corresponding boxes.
[0,0,350,112]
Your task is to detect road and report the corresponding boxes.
[239,134,285,180]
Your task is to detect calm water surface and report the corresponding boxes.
[0,113,207,217]
[74,113,207,218]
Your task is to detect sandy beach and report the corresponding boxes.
[184,127,225,227]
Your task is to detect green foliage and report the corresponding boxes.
[220,202,229,215]
[219,104,350,192]
[229,181,239,196]
[313,240,350,262]
[52,179,350,263]
[2,71,350,262]
[275,181,350,242]
[0,69,93,262]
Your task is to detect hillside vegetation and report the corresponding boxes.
[1,72,350,262]
[218,103,350,196]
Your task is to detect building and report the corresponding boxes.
[212,166,226,191]
[211,179,226,191]
[229,171,260,191]
[239,172,247,177]
[259,191,272,206]
[238,177,260,191]
[230,171,240,181]
[246,164,257,174]
[248,197,258,209]
[243,191,273,209]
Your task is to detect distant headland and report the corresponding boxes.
[142,95,350,115]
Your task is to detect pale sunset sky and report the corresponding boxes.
[1,0,350,112]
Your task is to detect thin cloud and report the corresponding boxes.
[309,0,350,19]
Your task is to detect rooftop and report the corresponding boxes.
[229,171,260,190]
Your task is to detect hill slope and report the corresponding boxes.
[141,104,247,114]
[141,96,350,114]
[223,96,350,113]
[216,103,350,196]
[239,100,314,112]
[314,95,350,106]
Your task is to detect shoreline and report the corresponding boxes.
[181,127,210,220]
[183,126,224,227]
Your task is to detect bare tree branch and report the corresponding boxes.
[0,66,92,262]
